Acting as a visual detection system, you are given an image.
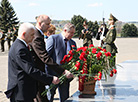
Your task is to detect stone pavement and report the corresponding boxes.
[0,38,138,102]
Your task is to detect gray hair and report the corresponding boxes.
[18,22,36,37]
[63,23,75,32]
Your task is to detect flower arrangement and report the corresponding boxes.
[60,44,117,91]
[41,44,117,96]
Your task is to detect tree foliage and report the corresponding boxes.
[121,23,138,37]
[71,15,85,37]
[71,15,99,37]
[0,0,19,33]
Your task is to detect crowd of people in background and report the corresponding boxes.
[0,27,18,52]
[4,13,118,102]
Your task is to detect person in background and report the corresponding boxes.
[44,24,56,42]
[6,29,12,50]
[0,30,5,52]
[46,23,77,102]
[96,24,108,48]
[102,13,118,65]
[29,14,73,102]
[5,22,60,102]
[12,27,18,42]
[80,21,93,47]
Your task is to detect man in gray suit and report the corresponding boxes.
[46,23,77,102]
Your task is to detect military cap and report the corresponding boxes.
[109,13,118,22]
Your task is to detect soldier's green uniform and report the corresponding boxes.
[103,25,118,54]
[103,14,118,65]
[82,29,93,47]
[6,32,12,50]
[81,21,93,47]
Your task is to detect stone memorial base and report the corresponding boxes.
[65,60,138,102]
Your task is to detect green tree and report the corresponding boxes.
[71,15,99,37]
[92,21,99,37]
[121,23,138,37]
[121,23,131,37]
[130,24,138,37]
[71,15,85,37]
[0,0,19,33]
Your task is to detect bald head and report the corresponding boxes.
[18,22,36,44]
[36,15,50,23]
[36,15,51,33]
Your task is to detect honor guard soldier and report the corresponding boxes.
[102,13,118,65]
[80,21,93,47]
[6,30,12,50]
[12,27,18,42]
[0,31,5,52]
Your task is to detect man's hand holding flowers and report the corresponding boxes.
[63,70,74,79]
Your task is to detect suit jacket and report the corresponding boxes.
[29,29,64,75]
[46,33,77,76]
[5,39,53,101]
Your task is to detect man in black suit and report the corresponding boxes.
[29,15,73,102]
[5,23,60,102]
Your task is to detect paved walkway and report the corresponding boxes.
[0,38,138,102]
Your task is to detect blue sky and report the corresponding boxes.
[4,0,138,22]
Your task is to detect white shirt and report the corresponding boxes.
[17,37,28,47]
[36,27,44,36]
[61,32,71,54]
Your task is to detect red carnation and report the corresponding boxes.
[96,53,101,60]
[98,47,102,50]
[75,61,81,71]
[82,47,87,52]
[68,56,73,62]
[105,52,111,57]
[60,60,65,64]
[89,44,94,48]
[92,48,97,54]
[110,71,113,77]
[113,69,117,74]
[98,72,102,80]
[102,49,106,52]
[71,45,75,48]
[94,75,98,80]
[98,52,102,56]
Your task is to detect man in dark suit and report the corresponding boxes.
[5,23,60,102]
[29,15,73,102]
[46,23,77,102]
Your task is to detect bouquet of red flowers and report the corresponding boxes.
[60,44,117,91]
[42,44,117,96]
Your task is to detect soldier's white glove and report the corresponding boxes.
[100,36,105,40]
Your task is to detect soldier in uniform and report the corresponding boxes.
[6,30,12,50]
[12,27,18,42]
[96,23,108,48]
[80,21,93,47]
[102,13,118,65]
[0,31,5,52]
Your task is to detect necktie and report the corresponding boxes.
[64,38,68,53]
[27,45,30,51]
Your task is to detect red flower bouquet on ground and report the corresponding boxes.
[60,44,117,91]
[42,44,117,96]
